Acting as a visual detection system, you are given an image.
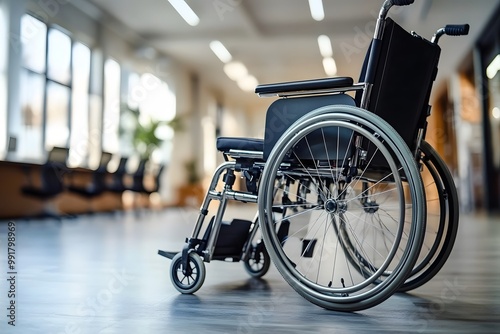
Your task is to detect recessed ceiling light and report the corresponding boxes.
[209,40,232,63]
[493,107,500,119]
[318,35,332,58]
[323,57,337,76]
[168,0,200,26]
[223,61,248,81]
[237,75,259,92]
[308,0,325,21]
[486,54,500,79]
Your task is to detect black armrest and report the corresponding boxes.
[255,77,354,95]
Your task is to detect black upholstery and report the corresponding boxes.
[366,18,441,151]
[127,159,148,193]
[21,147,70,218]
[47,147,70,164]
[263,94,356,160]
[142,164,165,195]
[106,157,129,193]
[127,161,165,209]
[22,162,66,199]
[255,77,354,95]
[216,94,356,161]
[68,152,112,198]
[216,137,264,153]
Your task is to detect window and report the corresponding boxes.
[68,42,91,167]
[0,5,7,156]
[19,15,47,160]
[47,28,72,84]
[21,15,47,74]
[45,27,71,150]
[102,58,121,154]
[19,14,93,165]
[15,13,174,168]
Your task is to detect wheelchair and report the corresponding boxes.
[158,0,468,311]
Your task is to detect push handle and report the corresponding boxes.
[376,0,414,38]
[391,0,415,6]
[432,24,470,43]
[444,24,470,36]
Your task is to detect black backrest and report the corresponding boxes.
[110,157,128,188]
[41,162,66,194]
[114,157,128,175]
[99,152,112,169]
[43,148,68,195]
[366,18,441,151]
[132,159,148,190]
[152,164,165,193]
[263,94,356,160]
[47,147,69,165]
[134,159,147,177]
[93,152,113,192]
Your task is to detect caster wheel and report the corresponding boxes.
[244,241,271,278]
[170,252,206,294]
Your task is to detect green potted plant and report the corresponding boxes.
[120,105,183,159]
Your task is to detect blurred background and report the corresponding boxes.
[0,0,499,218]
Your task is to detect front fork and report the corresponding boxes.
[181,161,259,273]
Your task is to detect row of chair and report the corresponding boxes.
[21,147,165,217]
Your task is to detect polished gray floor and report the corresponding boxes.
[0,205,499,334]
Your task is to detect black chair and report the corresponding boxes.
[127,158,148,193]
[145,164,166,209]
[106,156,129,194]
[47,146,70,164]
[142,164,165,196]
[67,152,112,212]
[21,147,70,218]
[127,158,159,209]
[128,160,166,195]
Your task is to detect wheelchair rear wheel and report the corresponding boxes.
[324,141,459,292]
[258,105,425,311]
[398,140,459,292]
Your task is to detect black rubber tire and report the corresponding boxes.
[398,141,459,292]
[170,252,206,294]
[244,240,271,278]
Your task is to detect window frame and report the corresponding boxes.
[19,13,95,165]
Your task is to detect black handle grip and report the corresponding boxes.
[391,0,415,6]
[445,24,470,36]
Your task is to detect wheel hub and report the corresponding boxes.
[363,201,379,214]
[325,199,347,214]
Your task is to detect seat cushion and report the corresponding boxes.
[216,137,263,153]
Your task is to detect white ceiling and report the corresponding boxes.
[81,0,500,109]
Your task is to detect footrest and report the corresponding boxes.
[158,250,178,259]
[205,219,253,258]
